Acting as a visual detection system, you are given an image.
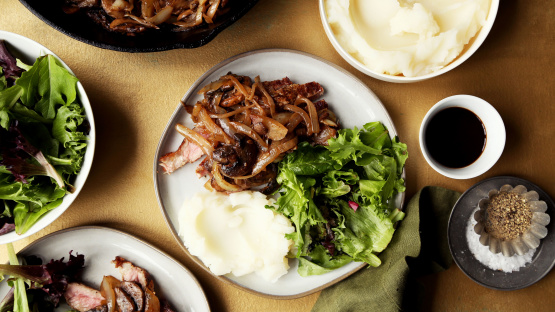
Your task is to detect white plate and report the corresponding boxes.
[0,226,210,312]
[153,49,404,298]
[0,31,96,244]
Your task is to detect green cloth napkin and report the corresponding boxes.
[311,186,462,312]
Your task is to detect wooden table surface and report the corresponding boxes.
[1,0,554,311]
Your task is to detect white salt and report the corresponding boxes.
[466,207,535,272]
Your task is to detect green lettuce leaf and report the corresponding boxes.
[0,51,87,236]
[15,55,78,119]
[272,121,408,275]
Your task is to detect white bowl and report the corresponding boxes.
[0,31,96,244]
[319,0,499,83]
[419,95,505,179]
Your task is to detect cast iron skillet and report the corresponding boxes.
[19,0,260,52]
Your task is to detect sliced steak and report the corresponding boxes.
[64,283,104,312]
[159,139,204,174]
[121,281,145,311]
[112,256,154,291]
[114,287,135,312]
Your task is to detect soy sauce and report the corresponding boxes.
[425,107,486,168]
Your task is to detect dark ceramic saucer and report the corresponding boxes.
[448,176,555,290]
[19,0,260,52]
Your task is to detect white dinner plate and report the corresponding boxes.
[153,49,404,298]
[0,226,210,312]
[0,31,96,244]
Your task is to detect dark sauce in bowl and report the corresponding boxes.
[425,107,486,168]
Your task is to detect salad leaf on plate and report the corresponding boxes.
[270,122,408,276]
[0,243,85,312]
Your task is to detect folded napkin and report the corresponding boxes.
[311,186,462,312]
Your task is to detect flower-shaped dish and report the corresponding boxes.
[474,184,550,257]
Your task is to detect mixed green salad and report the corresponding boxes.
[270,121,407,276]
[0,243,84,312]
[0,40,89,236]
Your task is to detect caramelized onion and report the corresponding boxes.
[209,104,255,119]
[100,276,121,312]
[255,76,276,117]
[222,75,250,98]
[125,15,158,28]
[197,106,233,144]
[251,136,298,176]
[250,114,287,140]
[141,0,155,17]
[204,0,220,23]
[198,79,226,94]
[273,112,294,125]
[229,121,268,151]
[144,5,173,25]
[175,124,214,156]
[285,113,303,133]
[110,18,142,28]
[295,97,320,134]
[283,104,313,134]
[212,163,242,192]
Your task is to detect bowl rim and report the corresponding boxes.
[18,0,261,52]
[0,30,96,244]
[418,94,505,179]
[318,0,500,83]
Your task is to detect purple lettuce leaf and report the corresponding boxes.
[0,40,24,86]
[0,251,85,307]
[0,121,65,188]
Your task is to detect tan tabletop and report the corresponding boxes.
[1,0,554,311]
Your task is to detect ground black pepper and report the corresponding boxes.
[485,191,532,241]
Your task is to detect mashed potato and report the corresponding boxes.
[325,0,491,77]
[178,191,294,283]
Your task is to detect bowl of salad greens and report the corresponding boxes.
[0,31,95,244]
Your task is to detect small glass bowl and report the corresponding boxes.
[473,184,550,257]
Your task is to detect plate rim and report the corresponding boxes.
[152,48,405,299]
[448,175,555,291]
[5,225,211,311]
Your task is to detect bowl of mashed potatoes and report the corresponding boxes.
[320,0,499,83]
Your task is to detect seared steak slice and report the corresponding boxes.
[112,257,154,291]
[262,77,293,93]
[121,281,145,311]
[64,283,104,312]
[114,287,135,312]
[159,139,204,174]
[265,81,324,105]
